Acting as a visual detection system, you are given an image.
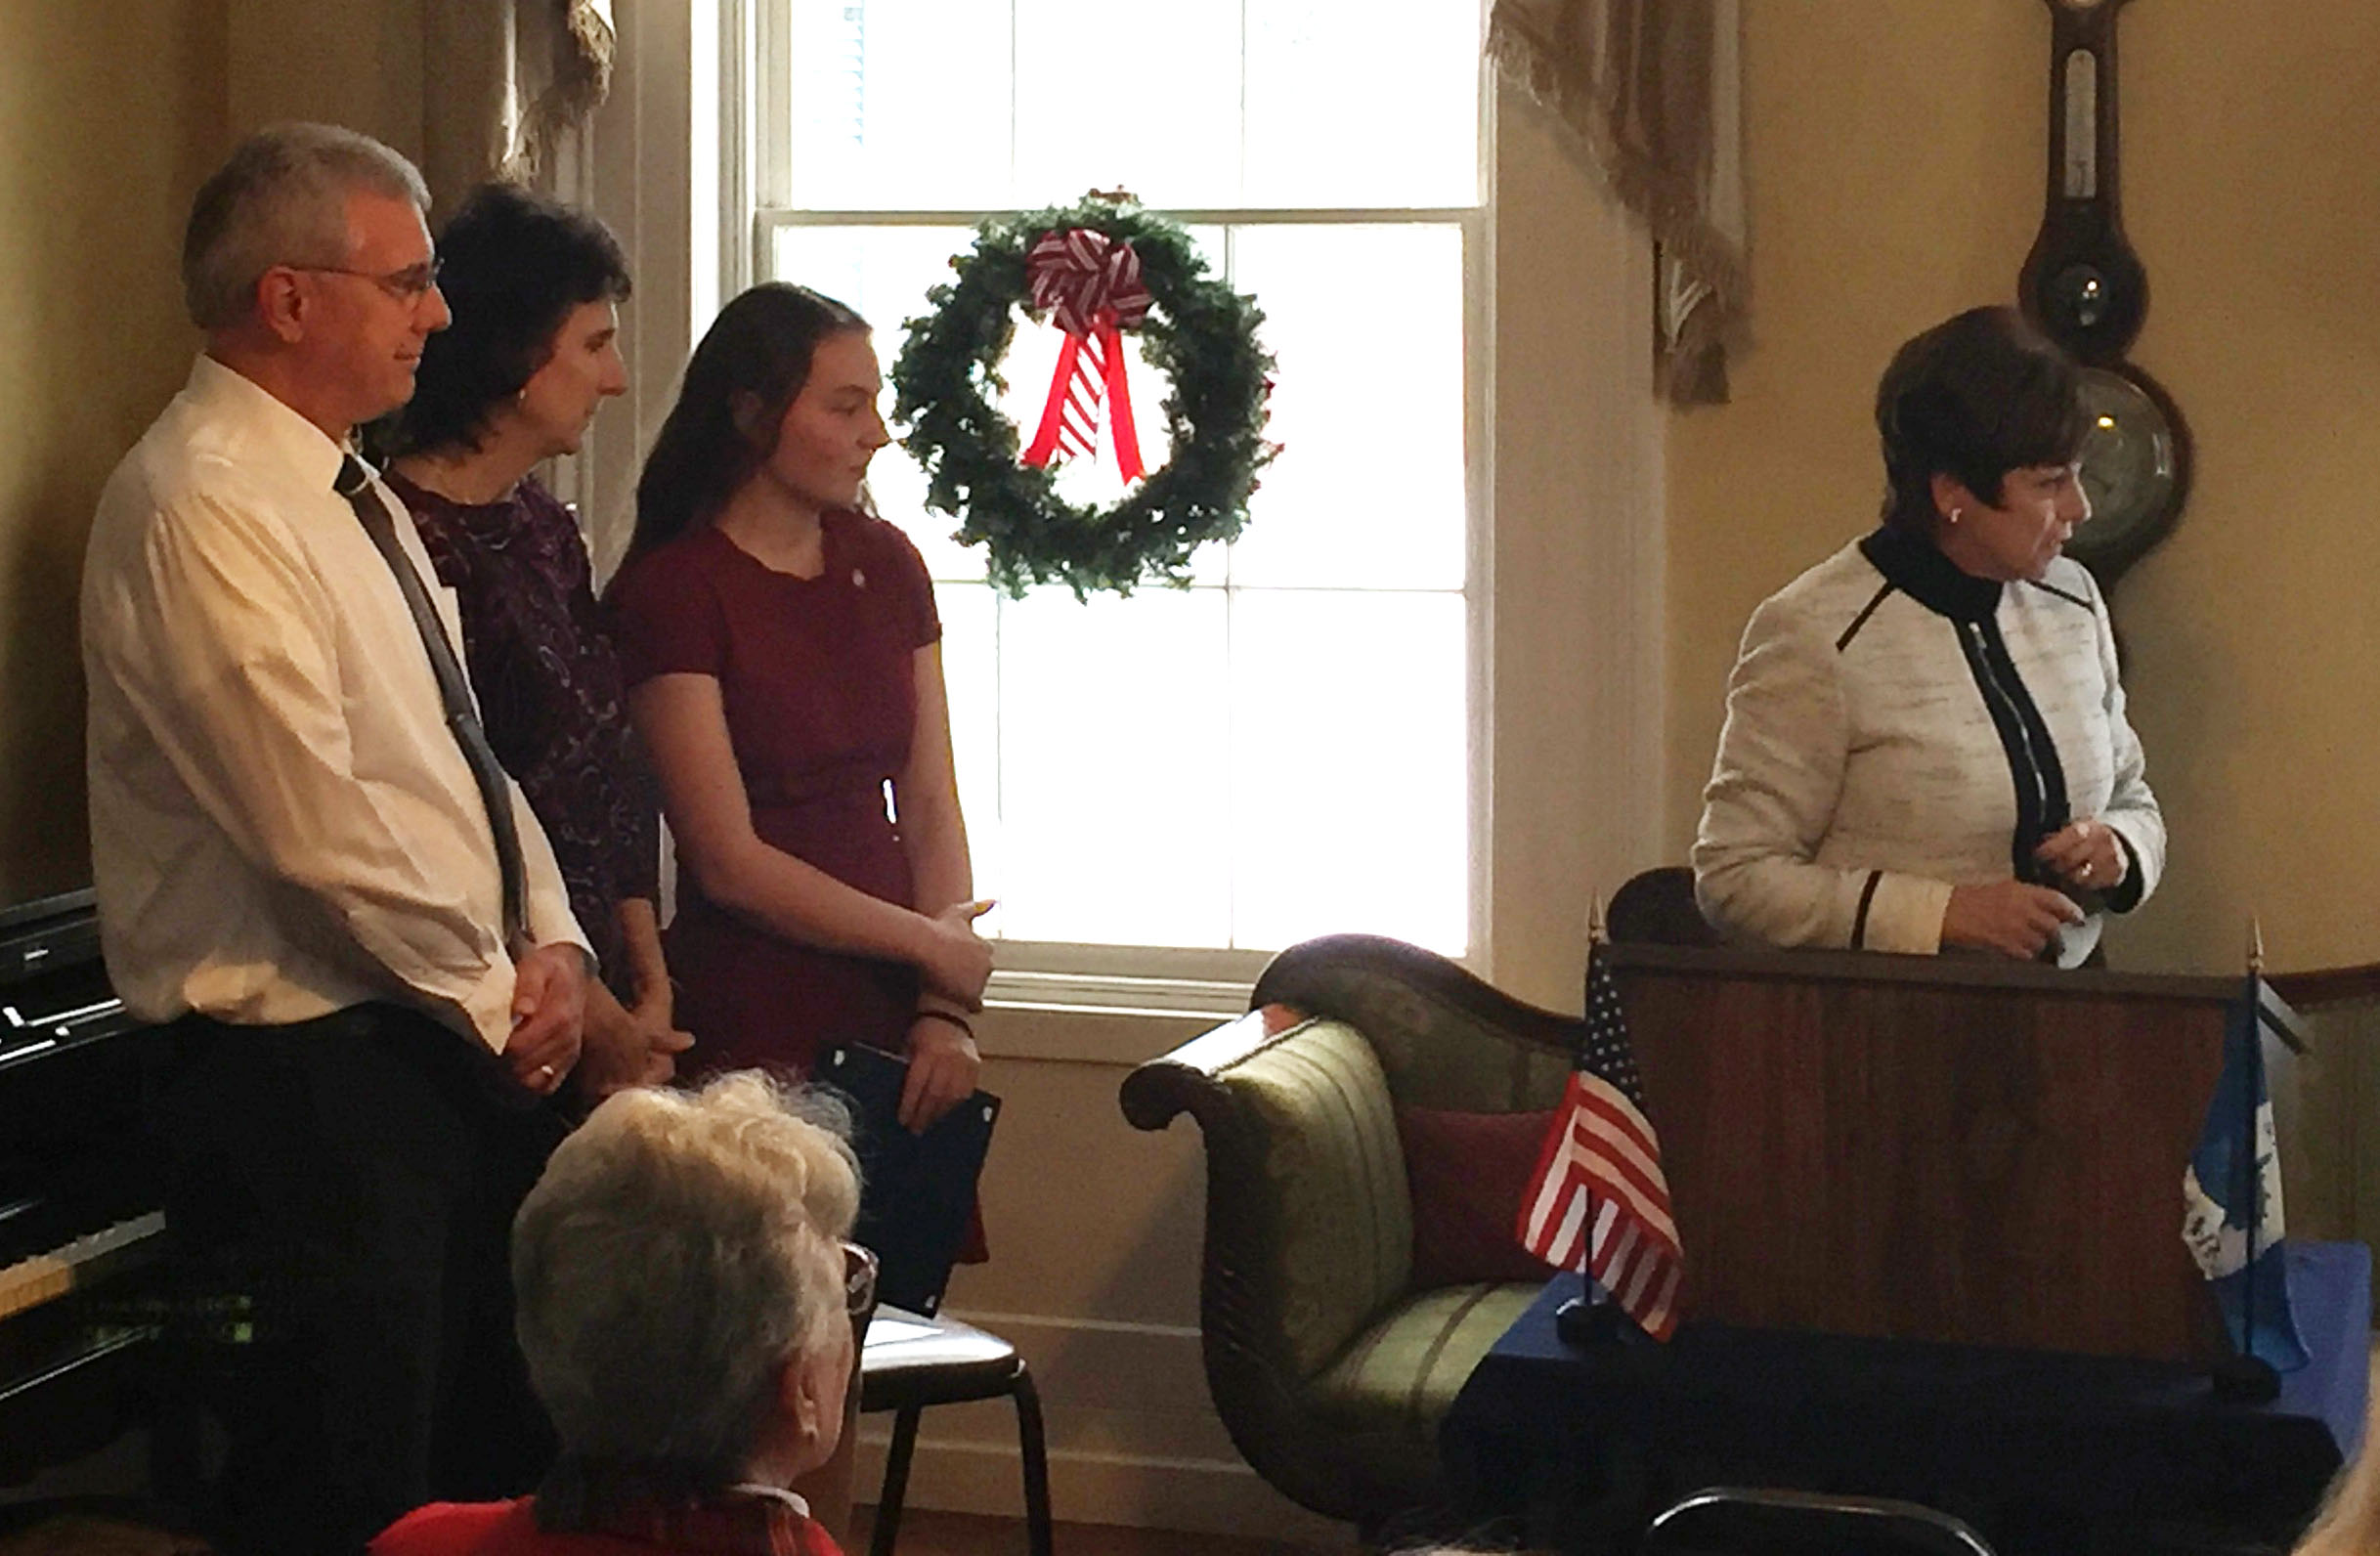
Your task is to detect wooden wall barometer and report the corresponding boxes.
[2017,0,2189,589]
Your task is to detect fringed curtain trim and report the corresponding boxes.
[510,0,615,183]
[1488,0,1748,405]
[422,0,616,209]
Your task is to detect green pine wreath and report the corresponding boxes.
[890,197,1277,598]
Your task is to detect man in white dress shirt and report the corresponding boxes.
[81,124,592,1553]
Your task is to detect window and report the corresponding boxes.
[737,0,1483,977]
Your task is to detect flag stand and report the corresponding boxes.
[1554,1287,1624,1346]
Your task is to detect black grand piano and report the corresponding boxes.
[0,887,175,1490]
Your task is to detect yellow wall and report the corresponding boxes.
[226,0,424,161]
[1666,4,2380,974]
[0,3,227,902]
[0,0,417,909]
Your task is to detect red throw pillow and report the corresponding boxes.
[1397,1104,1563,1288]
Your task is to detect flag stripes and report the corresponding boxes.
[1521,1073,1680,1265]
[1517,948,1683,1341]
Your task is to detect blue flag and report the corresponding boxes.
[2182,973,2308,1372]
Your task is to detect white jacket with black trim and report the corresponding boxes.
[1693,526,2165,968]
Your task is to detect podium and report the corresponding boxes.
[1437,942,2366,1551]
[1603,942,2250,1362]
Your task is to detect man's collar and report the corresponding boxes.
[188,352,354,493]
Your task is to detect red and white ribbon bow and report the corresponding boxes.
[1021,228,1152,481]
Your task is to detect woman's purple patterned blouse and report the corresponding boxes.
[387,470,660,995]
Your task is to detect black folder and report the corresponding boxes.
[816,1042,999,1317]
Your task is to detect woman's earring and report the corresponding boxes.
[1949,507,1964,526]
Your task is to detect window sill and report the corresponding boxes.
[974,996,1228,1066]
[985,968,1251,1018]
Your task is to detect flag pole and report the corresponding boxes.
[2215,913,2281,1399]
[2243,918,2260,1367]
[1558,891,1621,1345]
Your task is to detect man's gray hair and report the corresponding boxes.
[182,122,430,330]
[512,1072,862,1479]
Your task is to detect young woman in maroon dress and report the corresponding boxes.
[608,283,991,1133]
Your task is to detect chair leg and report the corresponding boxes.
[869,1405,924,1556]
[1011,1364,1054,1556]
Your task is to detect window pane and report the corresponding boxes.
[1013,0,1243,209]
[985,586,1233,945]
[775,0,1480,213]
[1226,225,1467,591]
[765,223,973,335]
[1229,589,1468,954]
[783,0,1014,209]
[1243,0,1483,209]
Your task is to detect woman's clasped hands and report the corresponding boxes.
[898,897,995,1133]
[917,896,996,1011]
[2033,816,2127,894]
[1941,818,2125,960]
[576,980,697,1098]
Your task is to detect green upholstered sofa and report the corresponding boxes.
[1119,933,1579,1529]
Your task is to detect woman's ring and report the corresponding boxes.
[2079,861,2095,880]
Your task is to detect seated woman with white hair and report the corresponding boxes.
[371,1072,869,1555]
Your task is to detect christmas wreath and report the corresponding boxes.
[890,196,1277,598]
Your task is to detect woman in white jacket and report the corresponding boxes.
[1694,307,2163,968]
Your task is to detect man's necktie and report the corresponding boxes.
[334,454,527,947]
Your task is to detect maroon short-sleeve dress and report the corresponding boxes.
[609,512,940,1076]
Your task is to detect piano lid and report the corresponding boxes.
[0,887,93,934]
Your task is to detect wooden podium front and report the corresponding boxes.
[1604,942,2243,1362]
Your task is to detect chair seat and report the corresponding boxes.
[1307,1281,1543,1443]
[861,1306,1022,1410]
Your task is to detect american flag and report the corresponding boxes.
[1517,944,1683,1340]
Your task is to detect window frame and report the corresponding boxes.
[719,0,1493,1006]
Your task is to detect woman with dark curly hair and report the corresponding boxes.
[1694,306,2165,968]
[381,181,690,1095]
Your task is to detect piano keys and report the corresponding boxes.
[0,887,171,1487]
[0,1205,165,1323]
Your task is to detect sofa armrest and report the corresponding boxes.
[1119,1009,1299,1133]
[1253,933,1579,1109]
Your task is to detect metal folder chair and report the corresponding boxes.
[859,1306,1053,1556]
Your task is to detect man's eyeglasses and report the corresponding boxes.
[287,257,443,304]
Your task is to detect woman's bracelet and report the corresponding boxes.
[913,1009,974,1043]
